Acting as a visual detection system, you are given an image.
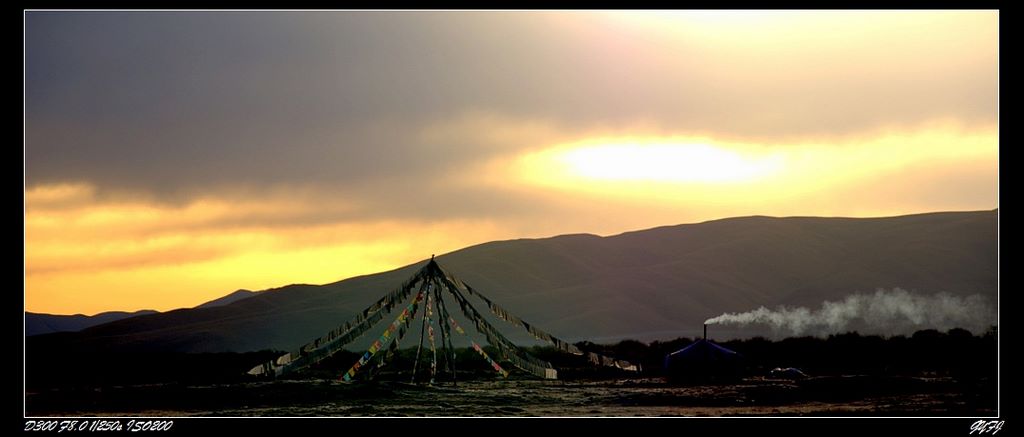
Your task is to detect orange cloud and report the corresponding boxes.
[25,188,511,314]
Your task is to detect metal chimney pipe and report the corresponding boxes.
[703,324,707,340]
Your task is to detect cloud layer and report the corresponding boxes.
[27,11,996,193]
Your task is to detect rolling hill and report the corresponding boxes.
[27,210,997,353]
[27,289,260,336]
[194,289,258,309]
[25,310,159,337]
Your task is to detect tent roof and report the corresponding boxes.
[665,338,740,360]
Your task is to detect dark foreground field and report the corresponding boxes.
[25,329,998,417]
[26,375,994,417]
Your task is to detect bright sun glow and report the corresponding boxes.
[499,124,996,210]
[556,143,784,183]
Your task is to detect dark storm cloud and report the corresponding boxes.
[26,11,997,200]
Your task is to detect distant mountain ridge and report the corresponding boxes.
[27,210,997,352]
[195,289,257,309]
[26,289,260,336]
[26,310,159,336]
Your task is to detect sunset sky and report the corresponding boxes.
[25,11,998,315]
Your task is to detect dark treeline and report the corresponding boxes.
[557,327,998,380]
[26,327,996,389]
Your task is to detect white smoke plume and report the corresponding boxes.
[704,288,995,337]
